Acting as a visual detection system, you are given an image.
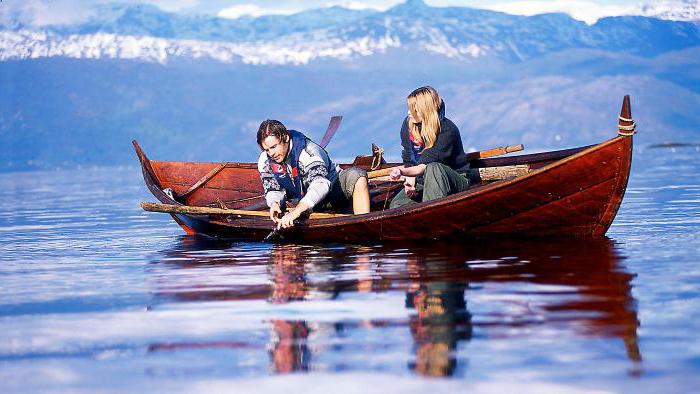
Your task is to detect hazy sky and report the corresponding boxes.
[212,1,644,24]
[0,0,659,26]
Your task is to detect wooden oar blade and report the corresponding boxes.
[319,116,343,148]
[466,144,524,160]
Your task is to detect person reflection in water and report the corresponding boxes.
[269,246,308,303]
[405,255,472,377]
[268,246,311,373]
[269,319,310,373]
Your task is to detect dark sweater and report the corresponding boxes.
[400,101,469,171]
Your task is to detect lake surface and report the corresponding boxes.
[1,146,699,393]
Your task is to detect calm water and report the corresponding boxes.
[1,147,699,393]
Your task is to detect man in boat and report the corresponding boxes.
[257,119,370,228]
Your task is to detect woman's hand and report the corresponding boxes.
[389,167,403,181]
[269,202,282,222]
[404,176,417,198]
[400,164,426,178]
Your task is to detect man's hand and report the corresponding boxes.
[404,176,417,198]
[269,202,283,223]
[275,201,311,229]
[277,210,301,229]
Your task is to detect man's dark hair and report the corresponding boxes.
[257,119,290,148]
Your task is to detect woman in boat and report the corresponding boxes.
[257,119,370,228]
[389,86,471,208]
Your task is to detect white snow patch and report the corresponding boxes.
[0,29,417,65]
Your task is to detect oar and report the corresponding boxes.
[140,202,347,219]
[368,164,530,181]
[366,144,524,179]
[319,116,343,148]
[466,144,524,160]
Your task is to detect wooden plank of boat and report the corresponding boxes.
[177,161,229,199]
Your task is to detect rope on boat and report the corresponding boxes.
[370,146,384,170]
[210,194,263,206]
[618,115,636,136]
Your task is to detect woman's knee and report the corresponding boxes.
[389,190,407,209]
[424,162,448,178]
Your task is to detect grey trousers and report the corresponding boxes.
[389,162,471,209]
[319,167,367,210]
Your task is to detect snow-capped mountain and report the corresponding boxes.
[638,0,700,22]
[0,29,406,65]
[1,0,700,66]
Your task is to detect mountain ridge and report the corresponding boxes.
[2,5,700,66]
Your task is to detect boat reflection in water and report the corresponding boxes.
[147,237,640,377]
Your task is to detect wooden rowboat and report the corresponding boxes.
[135,96,635,242]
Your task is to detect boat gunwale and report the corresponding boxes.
[147,144,594,175]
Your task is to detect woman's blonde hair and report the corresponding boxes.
[407,86,442,151]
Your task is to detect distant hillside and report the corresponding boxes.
[2,48,698,171]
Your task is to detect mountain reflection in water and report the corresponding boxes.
[147,237,640,377]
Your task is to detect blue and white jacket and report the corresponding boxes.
[257,130,341,210]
